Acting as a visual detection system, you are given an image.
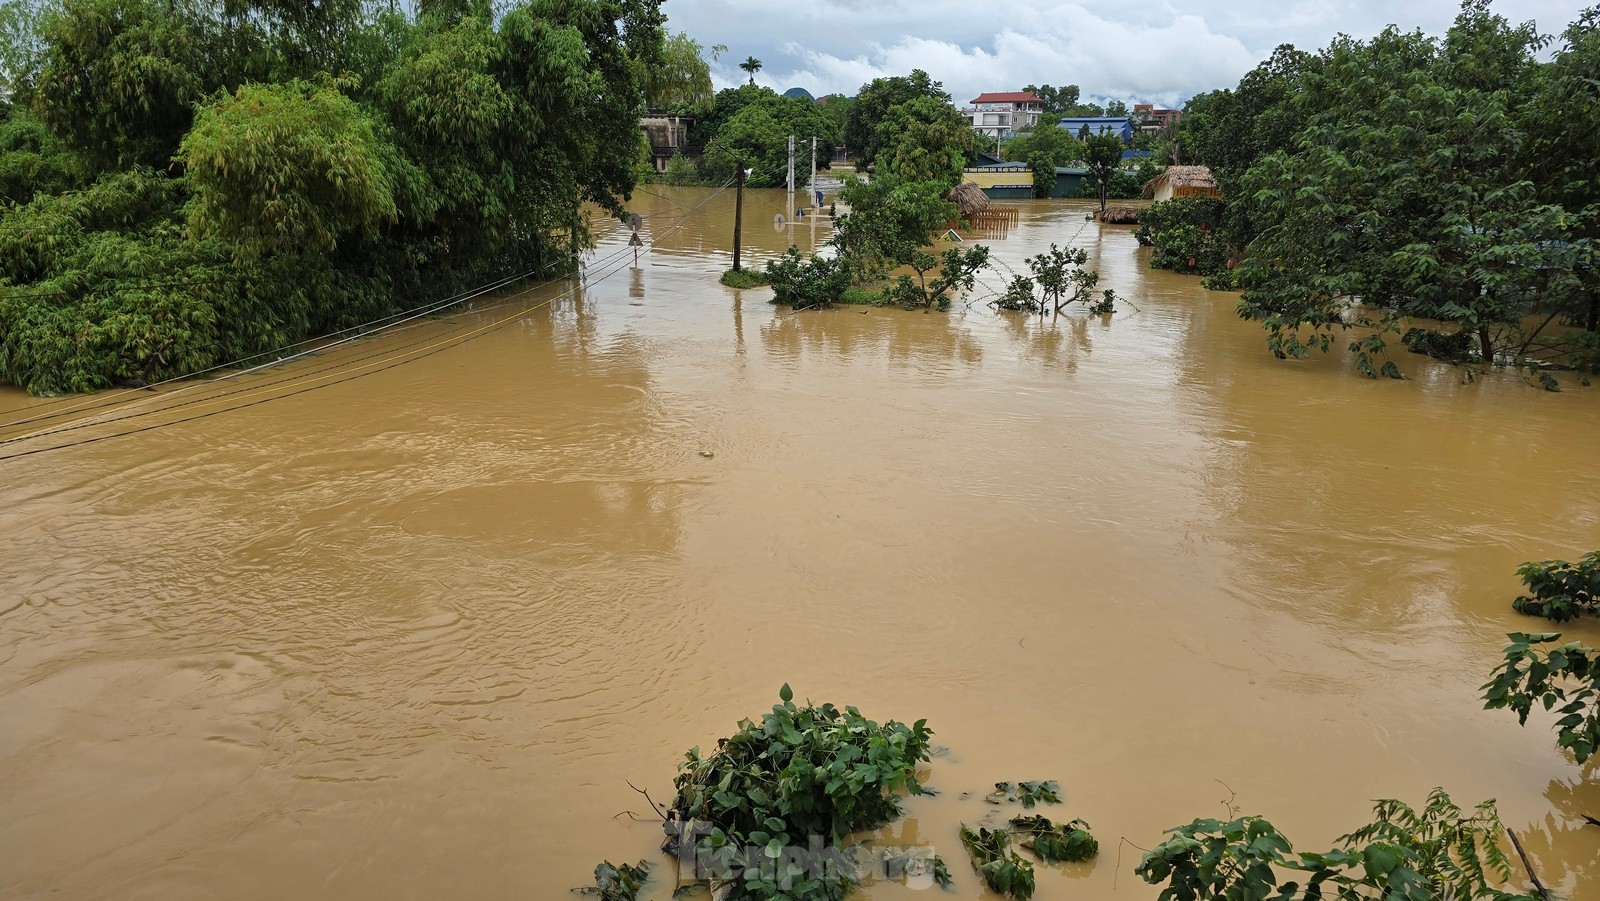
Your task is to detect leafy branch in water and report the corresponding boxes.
[959,789,1099,899]
[1136,788,1536,901]
[575,860,651,901]
[960,825,1036,900]
[1509,551,1600,623]
[1483,632,1600,764]
[1008,815,1098,863]
[985,780,1062,808]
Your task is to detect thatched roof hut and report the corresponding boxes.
[1098,205,1139,224]
[946,182,991,217]
[1143,165,1220,202]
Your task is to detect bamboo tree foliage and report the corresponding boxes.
[0,0,665,394]
[31,0,210,169]
[181,80,402,258]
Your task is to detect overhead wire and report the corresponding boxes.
[0,178,736,462]
[0,258,564,429]
[0,210,676,433]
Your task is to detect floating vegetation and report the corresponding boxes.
[574,860,651,901]
[985,780,1062,808]
[1008,815,1099,863]
[959,825,1036,900]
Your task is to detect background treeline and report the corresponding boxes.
[658,68,976,191]
[0,0,665,395]
[1160,0,1600,379]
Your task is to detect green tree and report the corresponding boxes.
[0,0,53,103]
[1020,83,1080,114]
[831,175,953,280]
[698,91,830,188]
[181,80,401,259]
[739,54,760,84]
[1518,9,1600,338]
[1081,133,1123,213]
[645,31,715,110]
[1003,113,1083,196]
[1235,3,1593,377]
[875,95,974,187]
[0,0,667,395]
[30,0,209,169]
[0,110,88,204]
[841,69,948,168]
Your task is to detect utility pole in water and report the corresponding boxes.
[786,135,795,216]
[809,137,817,208]
[732,161,745,271]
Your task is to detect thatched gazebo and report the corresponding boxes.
[946,182,990,217]
[1142,165,1221,202]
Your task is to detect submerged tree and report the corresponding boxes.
[1235,2,1595,379]
[994,244,1116,316]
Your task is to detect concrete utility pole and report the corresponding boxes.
[809,137,817,208]
[732,161,745,271]
[786,135,795,215]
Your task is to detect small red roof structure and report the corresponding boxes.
[969,91,1044,105]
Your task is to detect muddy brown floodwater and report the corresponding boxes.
[2,187,1599,901]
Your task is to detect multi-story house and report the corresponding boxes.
[1132,103,1182,134]
[963,91,1045,141]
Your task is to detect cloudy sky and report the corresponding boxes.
[662,0,1591,108]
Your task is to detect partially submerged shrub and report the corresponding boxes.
[661,685,934,900]
[1136,197,1230,277]
[1008,815,1098,863]
[960,825,1036,900]
[887,245,988,311]
[764,247,852,309]
[574,860,650,901]
[1510,551,1600,623]
[991,244,1115,315]
[984,781,1062,808]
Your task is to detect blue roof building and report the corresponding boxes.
[1055,117,1134,143]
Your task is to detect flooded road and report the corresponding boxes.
[2,186,1598,900]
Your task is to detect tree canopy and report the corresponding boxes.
[0,0,666,395]
[1160,0,1600,381]
[841,69,948,168]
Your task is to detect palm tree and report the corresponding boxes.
[740,56,762,85]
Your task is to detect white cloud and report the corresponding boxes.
[672,0,1594,106]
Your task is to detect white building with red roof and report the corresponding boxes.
[962,91,1045,141]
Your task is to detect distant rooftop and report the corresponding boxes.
[969,91,1043,105]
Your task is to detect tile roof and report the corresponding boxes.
[970,91,1044,104]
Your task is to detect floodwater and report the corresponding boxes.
[2,186,1598,900]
